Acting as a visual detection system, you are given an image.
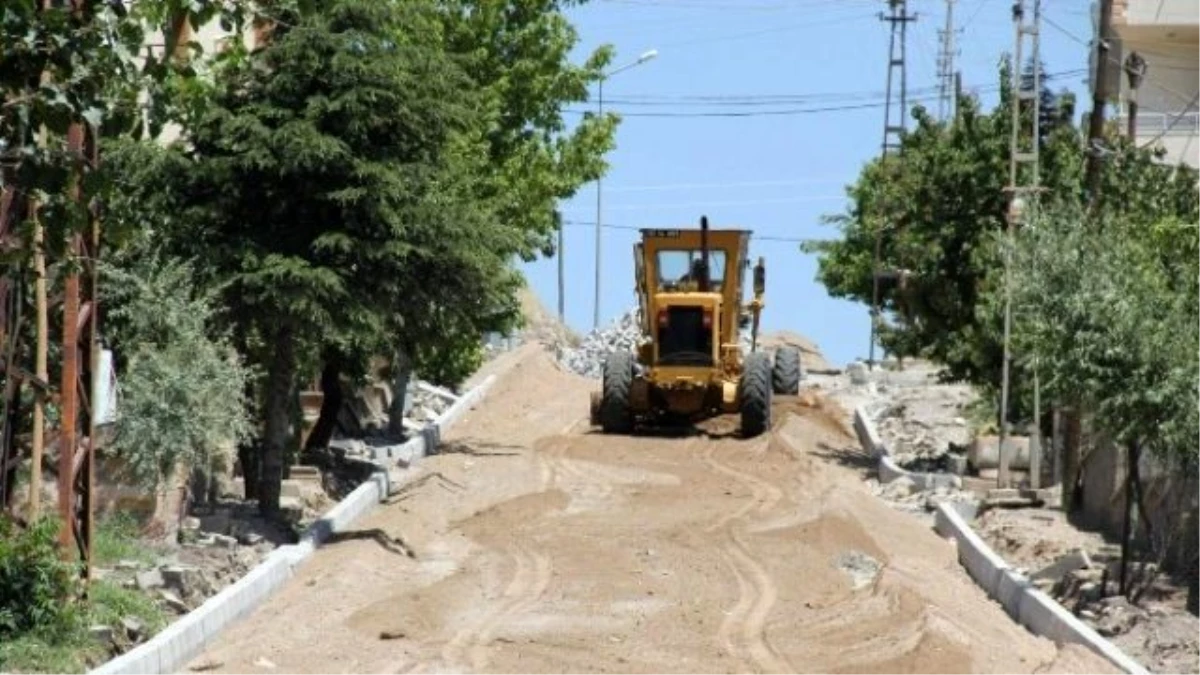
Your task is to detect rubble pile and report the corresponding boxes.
[556,308,646,378]
[865,475,977,517]
[874,394,972,472]
[407,382,456,425]
[90,515,282,654]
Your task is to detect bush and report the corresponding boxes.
[103,253,253,488]
[0,517,80,640]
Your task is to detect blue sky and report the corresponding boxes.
[521,0,1094,367]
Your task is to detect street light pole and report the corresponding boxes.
[593,49,658,330]
[594,75,604,329]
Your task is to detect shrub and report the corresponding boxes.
[0,517,80,640]
[103,254,253,488]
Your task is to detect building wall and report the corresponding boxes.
[1098,0,1199,167]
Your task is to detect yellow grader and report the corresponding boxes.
[590,216,802,437]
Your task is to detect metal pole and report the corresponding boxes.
[593,77,604,330]
[998,0,1024,490]
[557,223,565,321]
[1084,0,1114,209]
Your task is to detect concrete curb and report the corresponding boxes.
[853,405,960,489]
[368,374,496,466]
[934,502,1149,674]
[90,375,496,675]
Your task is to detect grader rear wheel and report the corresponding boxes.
[740,351,773,437]
[772,347,802,395]
[600,351,634,433]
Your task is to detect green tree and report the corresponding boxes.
[1001,202,1198,593]
[806,61,1198,397]
[102,252,252,491]
[125,0,532,515]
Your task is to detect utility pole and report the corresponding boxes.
[936,0,960,122]
[869,0,916,370]
[1084,0,1114,208]
[557,224,565,321]
[592,49,658,330]
[999,0,1042,490]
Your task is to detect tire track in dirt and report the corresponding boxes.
[699,439,792,674]
[426,422,583,672]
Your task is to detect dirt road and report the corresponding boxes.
[191,346,1113,674]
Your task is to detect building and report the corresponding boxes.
[1094,0,1199,167]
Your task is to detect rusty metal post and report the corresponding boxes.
[57,112,85,553]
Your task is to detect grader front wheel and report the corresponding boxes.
[740,351,773,437]
[600,351,634,433]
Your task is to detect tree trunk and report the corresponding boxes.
[238,440,260,501]
[258,325,297,517]
[1119,440,1139,596]
[1061,407,1082,512]
[304,355,343,453]
[387,346,413,440]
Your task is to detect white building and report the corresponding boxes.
[1094,0,1199,167]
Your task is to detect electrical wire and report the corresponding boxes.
[1046,8,1200,147]
[563,219,809,243]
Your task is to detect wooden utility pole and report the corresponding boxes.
[29,0,53,520]
[1084,0,1114,208]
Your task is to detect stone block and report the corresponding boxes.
[969,435,1031,471]
[1033,548,1093,582]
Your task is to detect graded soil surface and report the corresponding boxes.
[191,345,1114,674]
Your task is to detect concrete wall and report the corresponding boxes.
[1115,0,1200,27]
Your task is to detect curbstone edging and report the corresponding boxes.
[933,502,1149,674]
[854,397,1146,674]
[90,375,496,675]
[370,374,496,465]
[854,405,960,489]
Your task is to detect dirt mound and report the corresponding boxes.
[517,286,576,349]
[760,330,836,373]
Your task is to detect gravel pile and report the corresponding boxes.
[554,307,758,379]
[557,308,646,378]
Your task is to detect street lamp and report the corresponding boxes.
[593,48,658,329]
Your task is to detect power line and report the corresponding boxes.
[562,219,808,243]
[606,177,844,192]
[565,195,846,211]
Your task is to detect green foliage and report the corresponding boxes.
[102,253,252,488]
[0,0,254,259]
[999,205,1199,462]
[808,59,1200,397]
[93,513,157,567]
[0,517,80,641]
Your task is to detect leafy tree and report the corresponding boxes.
[806,60,1199,399]
[124,0,528,515]
[806,62,1076,384]
[102,252,252,491]
[1000,201,1198,593]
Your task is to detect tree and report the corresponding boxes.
[1002,201,1198,595]
[805,61,1077,385]
[806,60,1198,400]
[102,251,252,494]
[315,0,618,445]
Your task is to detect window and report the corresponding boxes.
[656,249,727,291]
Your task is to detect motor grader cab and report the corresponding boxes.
[590,216,803,437]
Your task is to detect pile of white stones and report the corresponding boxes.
[556,308,646,378]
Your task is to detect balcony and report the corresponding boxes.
[1115,110,1200,167]
[1108,0,1200,39]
